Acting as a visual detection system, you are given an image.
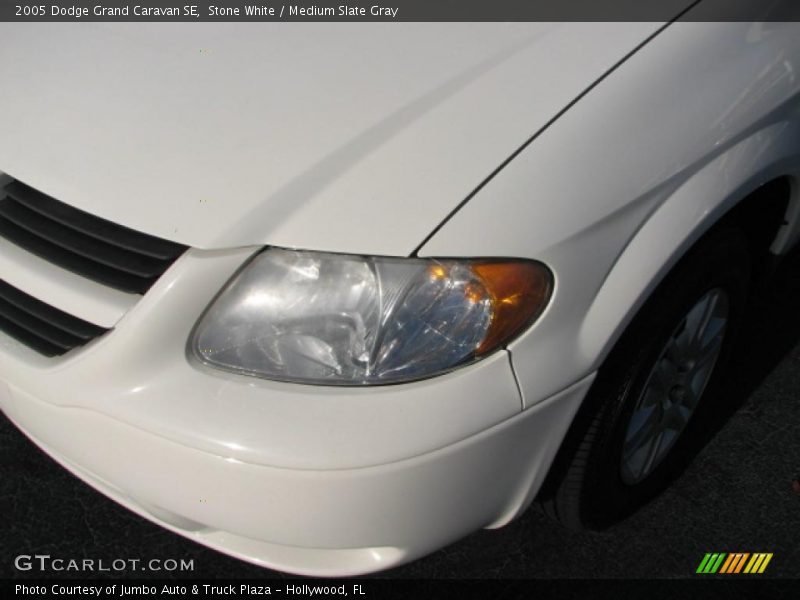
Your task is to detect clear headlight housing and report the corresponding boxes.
[192,248,552,385]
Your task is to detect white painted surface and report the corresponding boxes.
[0,23,660,254]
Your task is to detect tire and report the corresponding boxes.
[538,226,752,530]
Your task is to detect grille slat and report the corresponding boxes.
[0,198,172,279]
[0,218,156,294]
[0,297,81,349]
[0,281,106,340]
[0,179,187,295]
[0,280,109,356]
[4,181,185,260]
[0,314,63,356]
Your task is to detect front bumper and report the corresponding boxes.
[0,247,594,576]
[2,376,591,576]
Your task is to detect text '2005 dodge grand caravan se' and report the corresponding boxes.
[1,16,799,575]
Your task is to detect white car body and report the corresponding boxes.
[1,19,799,575]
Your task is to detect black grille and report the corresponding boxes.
[0,180,187,294]
[0,280,108,356]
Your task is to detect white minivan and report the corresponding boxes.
[1,18,799,575]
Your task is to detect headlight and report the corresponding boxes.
[191,248,552,385]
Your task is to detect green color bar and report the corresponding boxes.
[703,553,719,573]
[705,553,720,573]
[710,553,727,573]
[697,553,713,573]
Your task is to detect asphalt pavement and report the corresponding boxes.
[2,249,798,581]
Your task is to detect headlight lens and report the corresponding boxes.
[192,248,552,385]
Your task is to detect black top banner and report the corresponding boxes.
[2,0,800,22]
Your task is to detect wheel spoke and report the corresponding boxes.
[670,319,691,358]
[639,383,662,409]
[686,293,718,358]
[697,327,724,361]
[699,317,725,353]
[662,405,689,431]
[649,357,675,394]
[638,429,666,480]
[682,381,701,410]
[624,404,662,457]
[689,356,716,396]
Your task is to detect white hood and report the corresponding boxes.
[0,22,662,255]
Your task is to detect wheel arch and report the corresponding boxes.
[502,128,799,526]
[577,127,800,375]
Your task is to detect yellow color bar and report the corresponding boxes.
[744,554,761,574]
[744,553,774,574]
[758,554,773,574]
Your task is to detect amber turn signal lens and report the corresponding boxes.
[470,262,552,355]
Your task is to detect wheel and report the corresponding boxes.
[538,226,752,529]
